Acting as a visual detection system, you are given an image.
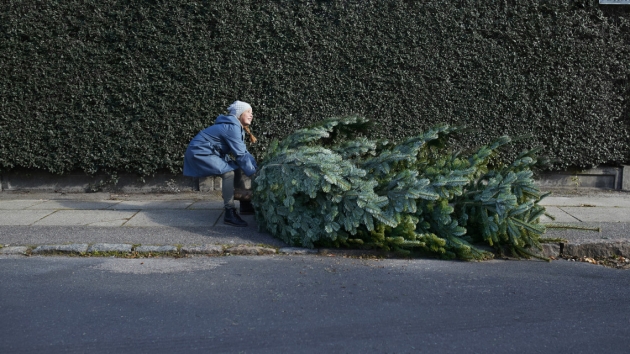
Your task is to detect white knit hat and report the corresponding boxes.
[227,100,252,119]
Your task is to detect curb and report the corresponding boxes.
[0,243,287,257]
[0,243,389,258]
[529,241,630,260]
[2,241,630,260]
[562,241,630,258]
[32,244,89,255]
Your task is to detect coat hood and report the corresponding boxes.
[214,114,240,125]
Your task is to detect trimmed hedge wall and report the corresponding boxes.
[1,0,629,177]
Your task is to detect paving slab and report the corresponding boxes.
[0,225,287,248]
[0,192,112,200]
[0,210,56,225]
[0,200,47,210]
[560,207,630,223]
[123,210,221,227]
[27,200,121,210]
[187,200,225,210]
[109,200,194,210]
[540,196,630,208]
[540,206,581,223]
[32,210,138,226]
[544,222,630,242]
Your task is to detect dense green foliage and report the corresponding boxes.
[1,1,628,177]
[254,117,548,260]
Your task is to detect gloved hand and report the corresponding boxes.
[250,169,259,180]
[234,188,253,201]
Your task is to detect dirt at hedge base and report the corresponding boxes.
[561,255,630,270]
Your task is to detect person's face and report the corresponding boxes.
[239,109,253,126]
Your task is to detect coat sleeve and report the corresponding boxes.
[223,125,258,177]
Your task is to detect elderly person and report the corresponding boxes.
[183,100,257,227]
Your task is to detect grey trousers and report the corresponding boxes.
[221,169,247,209]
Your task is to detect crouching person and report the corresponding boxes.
[183,100,257,227]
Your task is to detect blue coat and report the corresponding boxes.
[183,114,257,177]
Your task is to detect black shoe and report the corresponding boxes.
[239,200,255,215]
[224,208,248,227]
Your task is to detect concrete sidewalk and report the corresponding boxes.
[0,190,629,259]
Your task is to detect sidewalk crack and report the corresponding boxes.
[121,210,141,226]
[31,210,59,225]
[558,207,583,222]
[213,210,224,227]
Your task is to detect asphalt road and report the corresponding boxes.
[1,255,629,354]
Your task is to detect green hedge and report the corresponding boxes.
[1,0,629,177]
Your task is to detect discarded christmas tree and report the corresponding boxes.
[252,116,549,260]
